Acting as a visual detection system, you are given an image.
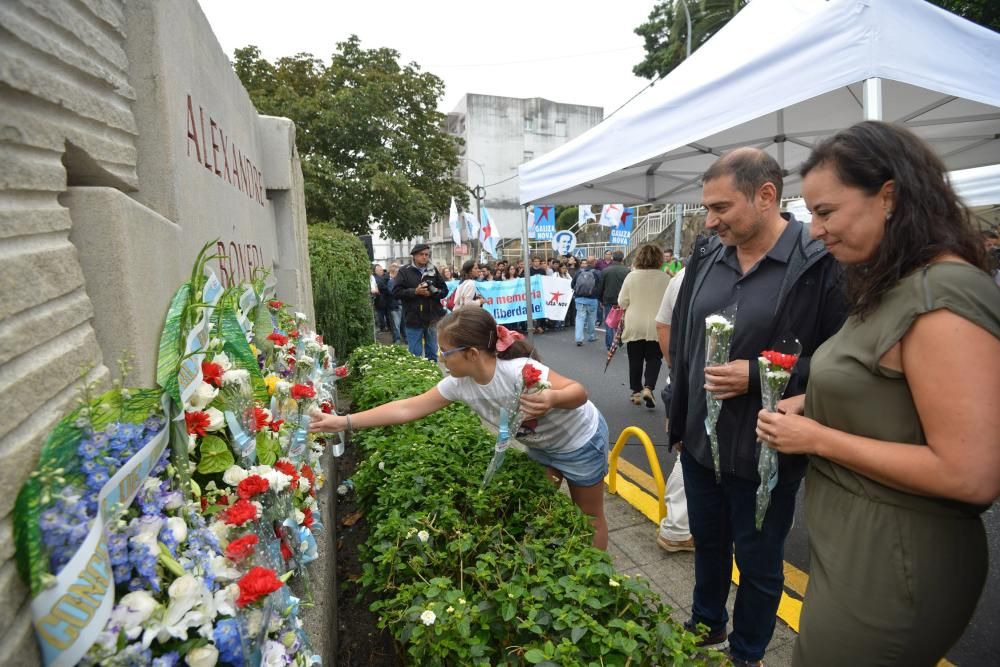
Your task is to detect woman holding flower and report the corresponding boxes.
[309,306,611,548]
[756,122,1000,665]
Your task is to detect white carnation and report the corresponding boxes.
[204,407,226,432]
[185,644,219,667]
[187,382,218,409]
[420,609,436,626]
[221,369,250,386]
[222,465,249,486]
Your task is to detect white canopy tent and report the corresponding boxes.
[950,165,1000,207]
[518,0,1000,207]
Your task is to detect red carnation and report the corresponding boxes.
[303,507,314,528]
[301,464,316,486]
[225,534,259,561]
[200,496,208,512]
[222,498,259,526]
[334,365,349,378]
[216,494,229,506]
[280,539,293,562]
[237,474,270,500]
[273,460,299,487]
[761,350,798,371]
[290,383,315,400]
[201,361,224,388]
[522,364,543,388]
[320,400,333,414]
[185,410,211,437]
[267,332,289,347]
[288,329,300,339]
[268,300,284,309]
[253,407,271,429]
[269,419,284,433]
[236,566,284,608]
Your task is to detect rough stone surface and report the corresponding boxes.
[0,235,86,321]
[0,605,41,667]
[0,288,94,366]
[0,560,29,637]
[65,187,183,385]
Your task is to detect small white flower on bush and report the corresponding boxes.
[446,606,455,613]
[378,461,385,471]
[417,530,429,543]
[609,578,620,587]
[420,609,436,626]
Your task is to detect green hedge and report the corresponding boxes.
[345,344,715,666]
[308,224,374,357]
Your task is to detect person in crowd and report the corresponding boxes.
[494,260,508,281]
[504,264,518,281]
[669,147,847,666]
[392,243,449,362]
[571,259,601,346]
[617,244,670,407]
[661,248,684,276]
[983,229,1000,286]
[369,266,383,330]
[374,264,393,337]
[529,256,549,334]
[566,256,579,277]
[385,263,402,343]
[756,121,1000,667]
[547,257,560,276]
[654,266,691,551]
[310,306,611,548]
[440,265,454,282]
[597,250,630,350]
[595,250,614,271]
[450,259,482,309]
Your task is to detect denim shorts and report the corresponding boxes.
[525,414,609,487]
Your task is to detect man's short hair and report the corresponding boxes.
[983,230,999,240]
[702,148,784,201]
[612,251,624,262]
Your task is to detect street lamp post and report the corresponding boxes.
[457,156,486,261]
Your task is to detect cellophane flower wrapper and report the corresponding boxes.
[704,307,737,482]
[481,365,550,487]
[753,348,799,530]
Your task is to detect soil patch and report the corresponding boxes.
[333,417,400,666]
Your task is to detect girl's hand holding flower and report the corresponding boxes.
[519,389,556,419]
[308,411,348,433]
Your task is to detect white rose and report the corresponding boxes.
[222,465,249,487]
[165,517,188,544]
[213,351,233,371]
[185,644,219,667]
[417,530,429,543]
[275,380,291,395]
[188,383,219,410]
[294,509,305,525]
[294,311,307,321]
[110,591,159,631]
[420,609,436,625]
[204,408,226,432]
[129,516,163,553]
[168,574,201,606]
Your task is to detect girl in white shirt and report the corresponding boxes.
[309,306,610,548]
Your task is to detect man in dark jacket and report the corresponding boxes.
[391,243,448,361]
[667,148,847,665]
[596,250,629,349]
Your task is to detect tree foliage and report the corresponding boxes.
[307,224,374,357]
[634,0,996,81]
[233,37,466,240]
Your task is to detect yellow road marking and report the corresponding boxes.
[616,457,659,496]
[603,472,662,524]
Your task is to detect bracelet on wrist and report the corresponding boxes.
[345,413,353,434]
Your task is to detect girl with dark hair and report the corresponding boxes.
[757,121,1000,666]
[450,259,482,309]
[309,307,611,548]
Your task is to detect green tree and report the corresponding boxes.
[233,38,466,240]
[635,0,997,81]
[307,224,375,357]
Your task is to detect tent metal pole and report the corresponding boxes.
[864,78,883,121]
[522,206,534,342]
[673,204,684,256]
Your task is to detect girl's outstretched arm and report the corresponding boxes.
[309,387,452,433]
[519,369,587,418]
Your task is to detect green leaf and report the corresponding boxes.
[157,283,192,405]
[256,431,277,466]
[571,626,588,644]
[196,435,235,474]
[501,601,516,622]
[524,649,546,664]
[218,298,268,404]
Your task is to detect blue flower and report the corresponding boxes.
[214,618,244,665]
[113,563,132,584]
[77,440,102,459]
[80,460,100,475]
[152,651,180,667]
[86,468,110,490]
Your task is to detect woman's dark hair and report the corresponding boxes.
[460,259,478,280]
[800,121,987,317]
[437,307,538,360]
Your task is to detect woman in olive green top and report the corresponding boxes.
[756,122,1000,666]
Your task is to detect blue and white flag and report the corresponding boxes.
[578,205,596,226]
[480,206,501,258]
[532,205,555,241]
[448,197,462,246]
[599,204,624,227]
[610,207,635,245]
[462,211,478,240]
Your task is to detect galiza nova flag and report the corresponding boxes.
[448,197,462,245]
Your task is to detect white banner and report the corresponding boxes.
[540,275,573,322]
[31,396,171,666]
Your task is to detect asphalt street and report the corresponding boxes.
[530,323,999,666]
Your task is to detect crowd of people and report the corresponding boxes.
[345,121,1000,667]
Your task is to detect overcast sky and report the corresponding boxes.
[197,0,656,115]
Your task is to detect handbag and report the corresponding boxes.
[604,305,623,329]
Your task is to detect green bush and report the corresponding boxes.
[345,344,716,666]
[308,224,374,358]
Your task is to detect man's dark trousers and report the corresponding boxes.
[681,448,799,662]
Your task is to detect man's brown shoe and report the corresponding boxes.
[657,534,695,552]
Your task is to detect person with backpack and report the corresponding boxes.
[597,250,630,350]
[572,259,600,346]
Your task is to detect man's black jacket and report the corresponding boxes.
[668,222,847,482]
[391,264,447,328]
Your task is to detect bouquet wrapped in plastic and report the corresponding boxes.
[754,338,801,530]
[704,307,737,482]
[482,362,550,487]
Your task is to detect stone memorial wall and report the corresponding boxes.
[0,1,314,662]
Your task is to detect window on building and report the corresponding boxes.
[555,119,567,137]
[524,116,534,132]
[523,150,534,162]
